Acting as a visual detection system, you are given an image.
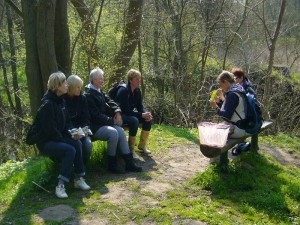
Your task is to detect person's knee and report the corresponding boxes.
[107,128,119,142]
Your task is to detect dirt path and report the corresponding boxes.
[35,143,298,224]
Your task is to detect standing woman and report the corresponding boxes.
[65,75,93,167]
[115,69,153,159]
[36,72,90,198]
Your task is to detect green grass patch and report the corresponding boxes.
[1,125,300,224]
[260,132,300,155]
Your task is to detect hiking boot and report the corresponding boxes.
[123,153,143,172]
[108,155,125,174]
[55,184,68,198]
[74,177,91,191]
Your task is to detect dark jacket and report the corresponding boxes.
[84,84,121,133]
[216,83,246,121]
[37,90,73,144]
[115,82,146,120]
[65,93,90,129]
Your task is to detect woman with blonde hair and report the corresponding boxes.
[35,72,90,198]
[65,75,93,167]
[115,69,153,159]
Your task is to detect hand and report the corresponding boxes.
[142,112,153,122]
[72,134,81,140]
[114,112,122,125]
[217,88,224,101]
[209,100,217,109]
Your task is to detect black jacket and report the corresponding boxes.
[84,84,121,133]
[65,93,90,129]
[37,90,72,144]
[115,82,146,120]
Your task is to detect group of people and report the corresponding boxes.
[31,65,255,198]
[33,68,153,198]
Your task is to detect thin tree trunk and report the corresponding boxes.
[153,0,163,99]
[109,0,144,86]
[263,0,287,117]
[0,43,15,111]
[6,4,22,117]
[222,0,248,68]
[71,0,99,68]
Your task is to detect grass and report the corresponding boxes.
[0,125,299,224]
[260,132,300,155]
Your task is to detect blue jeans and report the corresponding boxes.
[37,137,85,182]
[122,114,152,136]
[93,125,130,156]
[81,136,93,166]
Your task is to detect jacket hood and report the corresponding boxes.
[228,83,245,94]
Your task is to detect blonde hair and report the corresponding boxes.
[90,67,104,83]
[47,72,66,92]
[217,71,235,84]
[67,75,83,93]
[127,69,141,82]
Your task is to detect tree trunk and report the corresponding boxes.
[70,0,99,66]
[0,43,15,111]
[109,0,144,86]
[36,0,58,90]
[153,0,163,99]
[263,0,287,118]
[55,0,71,75]
[21,0,44,116]
[6,3,22,117]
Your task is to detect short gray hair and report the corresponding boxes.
[90,67,104,83]
[47,72,66,92]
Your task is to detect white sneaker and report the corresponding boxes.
[132,152,139,159]
[55,184,68,198]
[74,177,91,191]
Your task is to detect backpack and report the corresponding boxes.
[107,80,127,100]
[233,92,263,134]
[25,100,49,145]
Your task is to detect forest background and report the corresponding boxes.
[0,0,299,164]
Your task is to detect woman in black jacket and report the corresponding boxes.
[115,69,153,159]
[36,72,90,198]
[65,75,93,166]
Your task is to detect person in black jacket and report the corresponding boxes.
[84,67,142,173]
[115,69,153,159]
[65,75,93,166]
[36,72,90,198]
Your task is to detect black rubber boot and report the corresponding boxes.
[123,153,143,172]
[108,156,125,174]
